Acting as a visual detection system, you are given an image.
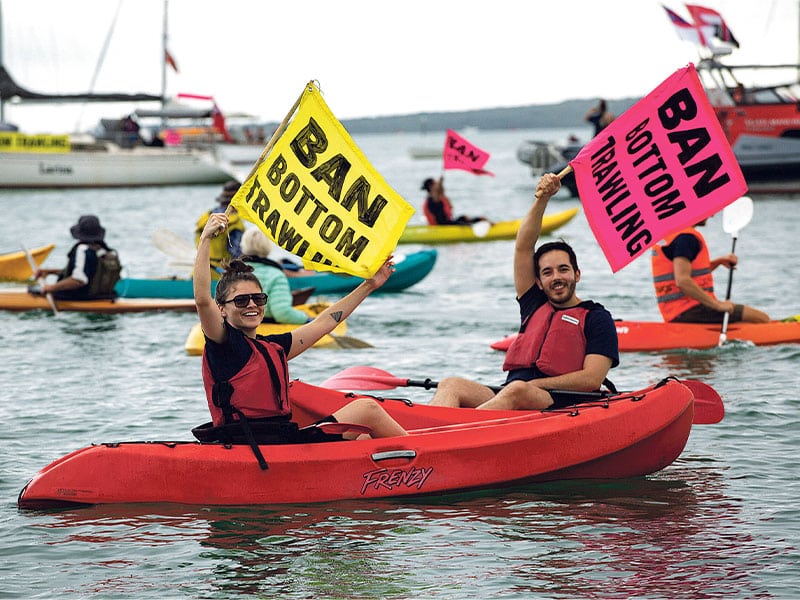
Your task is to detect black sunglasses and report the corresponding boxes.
[221,293,268,308]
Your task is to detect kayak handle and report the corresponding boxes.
[371,450,417,462]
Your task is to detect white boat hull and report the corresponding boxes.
[0,145,234,188]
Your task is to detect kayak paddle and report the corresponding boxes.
[20,242,58,315]
[319,366,723,424]
[719,196,754,346]
[327,334,374,349]
[152,228,197,264]
[470,220,492,238]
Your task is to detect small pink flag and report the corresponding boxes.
[569,63,746,273]
[443,129,494,176]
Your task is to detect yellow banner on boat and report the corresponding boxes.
[231,82,415,278]
[0,133,70,153]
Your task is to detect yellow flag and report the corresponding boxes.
[231,82,415,278]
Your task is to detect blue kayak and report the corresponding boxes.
[116,248,437,298]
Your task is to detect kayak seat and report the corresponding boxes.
[191,419,369,445]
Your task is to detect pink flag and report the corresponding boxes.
[443,129,494,176]
[569,64,746,273]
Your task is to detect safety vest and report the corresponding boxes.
[195,209,245,273]
[202,335,291,427]
[502,302,590,375]
[651,228,715,322]
[423,194,454,225]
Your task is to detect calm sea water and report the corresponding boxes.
[2,127,799,599]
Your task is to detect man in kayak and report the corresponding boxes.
[28,214,121,300]
[194,180,246,278]
[421,177,487,225]
[194,212,408,440]
[651,221,770,324]
[429,173,619,411]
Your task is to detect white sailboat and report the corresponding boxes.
[0,1,239,188]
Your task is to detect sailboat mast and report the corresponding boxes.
[0,0,5,123]
[161,0,168,112]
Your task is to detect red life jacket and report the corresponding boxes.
[423,194,454,225]
[651,228,715,322]
[502,302,589,375]
[202,335,291,427]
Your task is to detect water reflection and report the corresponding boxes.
[650,349,720,379]
[32,465,787,598]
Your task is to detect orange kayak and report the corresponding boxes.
[0,287,197,313]
[18,379,692,508]
[491,316,800,352]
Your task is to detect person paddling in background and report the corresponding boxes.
[584,99,614,137]
[429,173,619,410]
[194,212,408,440]
[239,228,311,325]
[28,214,121,300]
[421,177,487,225]
[195,180,246,278]
[651,219,770,324]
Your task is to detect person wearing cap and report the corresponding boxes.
[421,177,486,225]
[195,180,246,279]
[29,214,120,300]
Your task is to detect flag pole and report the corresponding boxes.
[223,81,312,220]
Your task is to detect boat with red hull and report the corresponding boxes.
[696,57,800,193]
[520,57,800,196]
[18,379,693,508]
[490,316,800,353]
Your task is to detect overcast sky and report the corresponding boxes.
[1,0,797,133]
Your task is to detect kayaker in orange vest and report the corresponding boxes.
[429,172,619,411]
[421,177,487,225]
[651,221,770,324]
[194,212,408,441]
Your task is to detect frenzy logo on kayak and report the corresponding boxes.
[361,466,433,495]
[616,326,629,335]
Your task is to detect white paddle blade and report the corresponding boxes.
[152,229,197,262]
[722,196,754,236]
[471,220,491,238]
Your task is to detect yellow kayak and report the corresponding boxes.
[184,302,362,355]
[398,207,579,244]
[0,244,55,281]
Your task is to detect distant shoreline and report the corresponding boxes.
[268,97,641,135]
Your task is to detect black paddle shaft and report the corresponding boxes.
[724,237,738,300]
[403,378,611,405]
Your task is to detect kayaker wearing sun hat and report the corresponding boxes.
[29,214,121,300]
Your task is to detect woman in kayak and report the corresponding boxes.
[421,177,487,225]
[194,213,407,440]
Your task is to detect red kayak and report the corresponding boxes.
[491,316,800,352]
[18,379,693,508]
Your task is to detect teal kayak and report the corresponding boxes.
[116,248,437,298]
